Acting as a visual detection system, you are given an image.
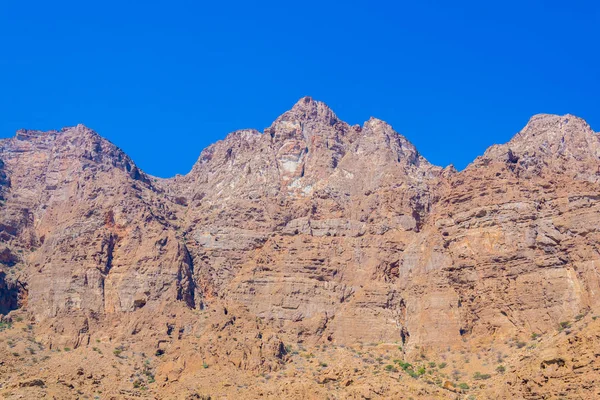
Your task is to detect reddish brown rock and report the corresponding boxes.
[1,99,599,398]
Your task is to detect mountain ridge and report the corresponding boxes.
[3,98,595,180]
[1,98,600,399]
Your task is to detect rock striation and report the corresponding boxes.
[1,98,599,398]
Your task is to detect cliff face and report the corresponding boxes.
[0,125,198,321]
[1,99,599,398]
[431,114,600,341]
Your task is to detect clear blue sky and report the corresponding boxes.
[1,1,598,177]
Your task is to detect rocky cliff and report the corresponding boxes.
[0,98,598,399]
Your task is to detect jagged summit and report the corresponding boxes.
[481,113,599,170]
[277,96,340,124]
[2,101,600,399]
[515,113,595,142]
[265,97,343,143]
[289,96,338,119]
[4,105,596,185]
[182,97,440,202]
[12,124,97,141]
[1,123,149,185]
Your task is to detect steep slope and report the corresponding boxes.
[428,114,600,344]
[0,100,599,399]
[168,97,444,347]
[0,125,198,344]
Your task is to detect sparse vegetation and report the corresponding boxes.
[559,321,571,330]
[0,321,13,332]
[113,346,126,357]
[473,371,491,380]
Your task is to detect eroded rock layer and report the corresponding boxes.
[1,98,599,399]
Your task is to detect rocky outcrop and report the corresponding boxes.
[0,157,8,202]
[1,99,599,398]
[0,124,199,320]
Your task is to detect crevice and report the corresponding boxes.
[176,243,198,309]
[0,272,26,315]
[102,234,117,275]
[400,326,410,346]
[99,233,117,313]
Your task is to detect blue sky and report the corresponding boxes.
[1,1,598,177]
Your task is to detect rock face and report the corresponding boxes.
[431,114,600,345]
[0,125,199,321]
[1,98,599,398]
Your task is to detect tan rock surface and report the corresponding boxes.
[1,98,599,398]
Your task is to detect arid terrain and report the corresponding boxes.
[1,97,599,399]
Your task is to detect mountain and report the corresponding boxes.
[1,98,599,399]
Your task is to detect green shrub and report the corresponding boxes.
[0,321,13,331]
[559,321,571,330]
[396,361,412,371]
[473,372,491,380]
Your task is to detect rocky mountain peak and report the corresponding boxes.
[1,124,149,185]
[521,112,591,131]
[358,116,436,174]
[183,98,440,202]
[2,102,600,399]
[480,113,599,176]
[513,113,595,147]
[13,124,97,142]
[288,96,339,123]
[265,97,343,142]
